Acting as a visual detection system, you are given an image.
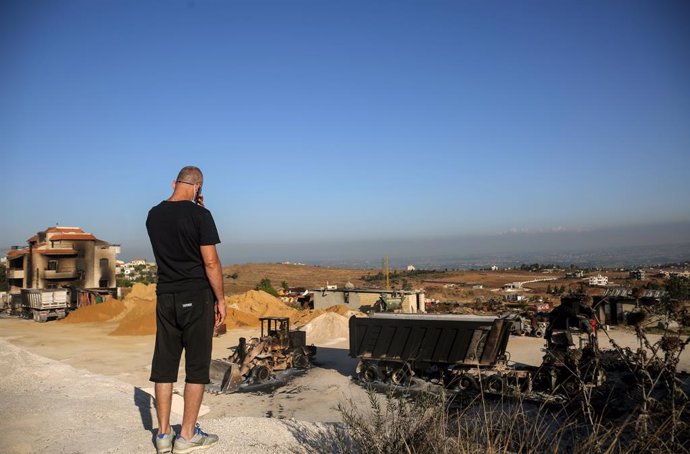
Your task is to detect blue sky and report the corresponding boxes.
[1,0,689,263]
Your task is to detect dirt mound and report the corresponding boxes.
[109,287,158,336]
[127,283,156,300]
[109,296,156,336]
[325,304,364,318]
[324,304,352,315]
[297,312,350,345]
[225,307,260,329]
[225,290,297,318]
[61,299,127,323]
[107,288,313,336]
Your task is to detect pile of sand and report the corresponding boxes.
[109,283,158,336]
[61,283,158,325]
[224,307,260,329]
[110,297,156,336]
[225,290,297,319]
[97,286,359,340]
[297,312,350,345]
[325,304,364,319]
[61,299,127,323]
[126,283,157,300]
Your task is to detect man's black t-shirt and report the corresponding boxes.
[146,200,220,295]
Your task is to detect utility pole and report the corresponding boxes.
[385,255,390,290]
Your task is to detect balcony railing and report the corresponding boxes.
[41,248,78,256]
[44,269,79,279]
[7,269,24,279]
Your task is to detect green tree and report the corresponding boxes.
[0,264,8,291]
[666,275,690,300]
[281,280,289,291]
[255,277,279,297]
[401,278,412,291]
[117,277,134,288]
[228,272,239,280]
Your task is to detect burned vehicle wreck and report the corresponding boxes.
[349,294,605,400]
[207,317,317,394]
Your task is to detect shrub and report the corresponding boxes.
[255,277,279,297]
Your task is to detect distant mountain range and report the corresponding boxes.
[304,242,690,270]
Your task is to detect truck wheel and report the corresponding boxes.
[485,375,504,393]
[388,366,410,386]
[360,363,382,383]
[454,373,477,392]
[293,354,309,369]
[534,330,544,338]
[250,365,271,383]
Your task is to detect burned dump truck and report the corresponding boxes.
[207,316,316,393]
[21,288,69,322]
[349,295,605,399]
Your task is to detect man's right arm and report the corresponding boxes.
[201,244,226,327]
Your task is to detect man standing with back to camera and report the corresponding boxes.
[146,166,226,454]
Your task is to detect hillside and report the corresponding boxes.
[222,263,374,294]
[221,264,664,306]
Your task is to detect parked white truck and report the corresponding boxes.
[21,289,69,322]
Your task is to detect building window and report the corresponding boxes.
[47,260,58,271]
[100,258,109,269]
[99,279,108,288]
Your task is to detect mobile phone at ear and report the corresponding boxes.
[194,186,202,204]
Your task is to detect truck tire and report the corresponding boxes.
[485,374,504,393]
[293,354,309,369]
[388,366,410,386]
[360,363,382,383]
[250,365,271,383]
[534,329,544,338]
[454,373,478,392]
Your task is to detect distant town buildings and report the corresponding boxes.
[629,269,646,280]
[657,270,690,279]
[502,282,523,291]
[116,259,154,275]
[5,226,120,295]
[588,274,609,287]
[407,265,416,272]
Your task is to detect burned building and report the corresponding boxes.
[593,287,667,326]
[5,227,120,297]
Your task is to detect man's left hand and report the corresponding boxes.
[214,300,226,328]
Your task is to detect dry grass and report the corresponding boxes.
[222,263,373,294]
[333,385,689,454]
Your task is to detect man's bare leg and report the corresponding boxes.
[154,382,173,435]
[179,383,205,440]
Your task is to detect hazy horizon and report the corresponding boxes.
[111,220,690,267]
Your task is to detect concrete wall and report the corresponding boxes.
[313,291,426,313]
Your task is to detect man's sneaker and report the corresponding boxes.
[155,428,176,454]
[173,423,218,454]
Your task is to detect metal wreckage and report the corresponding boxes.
[208,294,686,404]
[348,294,607,402]
[207,317,317,394]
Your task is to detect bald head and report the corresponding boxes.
[176,166,203,185]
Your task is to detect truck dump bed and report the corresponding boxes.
[21,289,69,310]
[349,314,511,367]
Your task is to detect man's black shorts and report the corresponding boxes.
[150,287,215,384]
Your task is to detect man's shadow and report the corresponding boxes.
[134,387,180,446]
